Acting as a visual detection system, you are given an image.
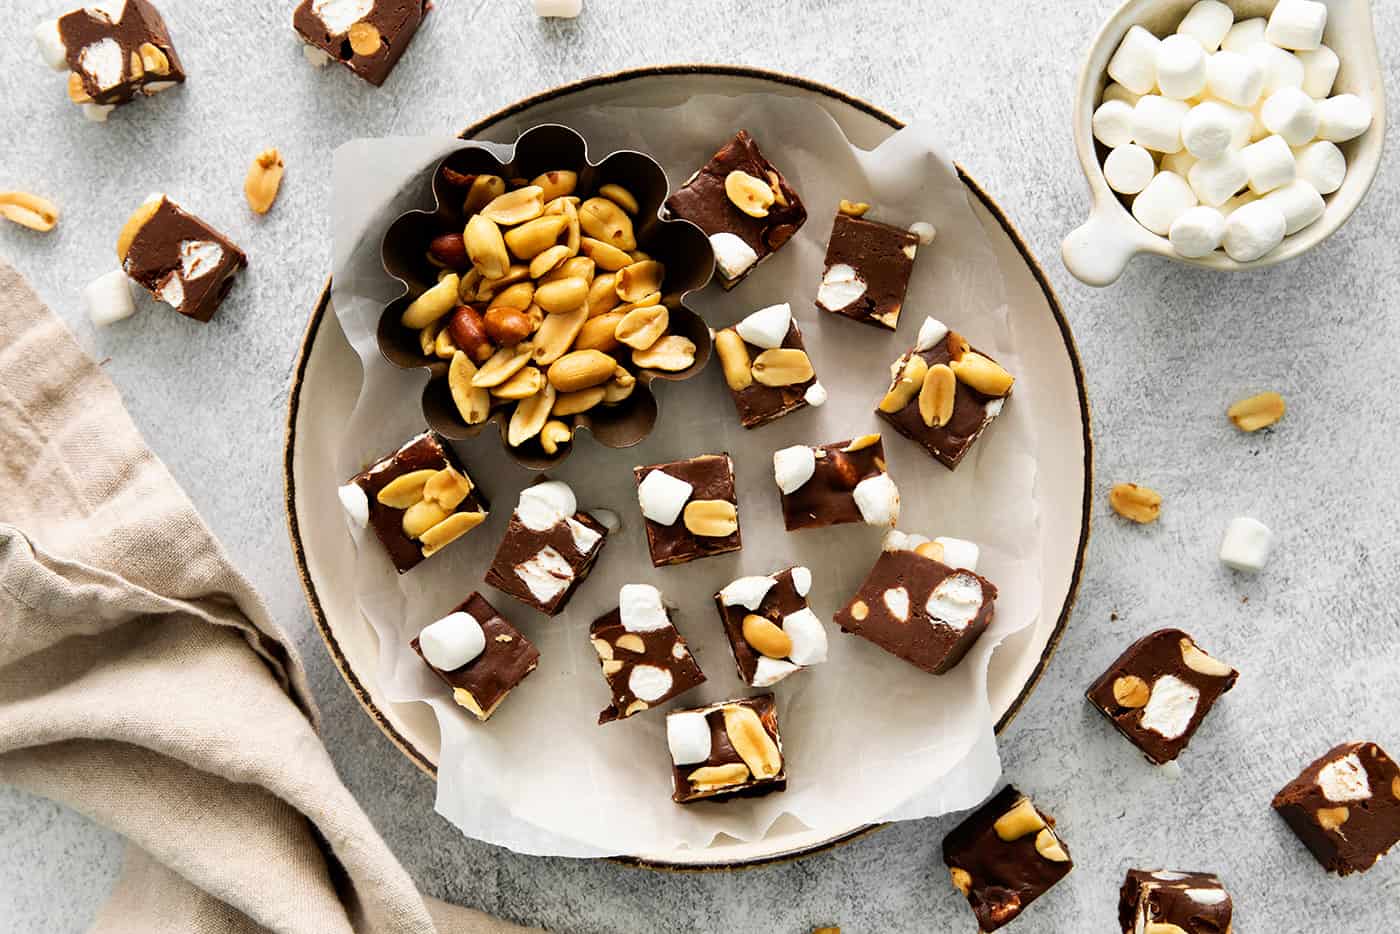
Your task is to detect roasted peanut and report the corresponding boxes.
[243,148,285,215]
[919,363,956,428]
[491,365,545,401]
[471,343,534,388]
[1179,638,1233,677]
[722,705,782,779]
[531,170,578,201]
[552,386,607,416]
[508,383,557,446]
[1112,675,1150,708]
[683,499,738,538]
[597,183,639,214]
[614,304,668,351]
[376,469,436,508]
[548,349,618,392]
[878,354,928,413]
[530,305,589,366]
[742,614,792,659]
[529,244,571,279]
[447,306,494,363]
[540,420,573,455]
[429,232,470,270]
[615,260,665,302]
[420,510,487,557]
[1227,391,1286,432]
[838,199,870,217]
[348,21,381,56]
[573,311,625,353]
[993,798,1046,841]
[950,352,1014,397]
[481,185,545,226]
[483,306,532,346]
[448,352,492,425]
[504,214,568,260]
[580,236,634,271]
[534,276,589,314]
[0,191,60,232]
[724,170,775,217]
[751,348,814,387]
[632,335,696,372]
[586,273,622,317]
[463,175,506,216]
[578,197,637,251]
[464,215,510,279]
[401,274,460,329]
[1109,483,1162,524]
[116,197,162,261]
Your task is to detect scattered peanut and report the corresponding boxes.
[0,191,60,232]
[1109,483,1162,524]
[1227,391,1286,432]
[244,148,285,215]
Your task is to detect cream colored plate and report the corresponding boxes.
[284,66,1091,870]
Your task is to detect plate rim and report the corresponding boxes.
[282,63,1093,871]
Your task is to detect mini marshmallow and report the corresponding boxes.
[517,480,576,530]
[1093,99,1137,148]
[533,0,582,16]
[772,445,815,495]
[1104,144,1156,194]
[337,483,369,529]
[1102,82,1143,107]
[852,473,900,527]
[1140,675,1201,739]
[915,317,949,352]
[1169,205,1227,257]
[1206,51,1264,108]
[709,232,757,280]
[1132,96,1190,153]
[83,268,136,326]
[314,0,373,34]
[1177,1,1233,52]
[1293,140,1347,194]
[82,104,115,123]
[1222,200,1286,261]
[908,221,937,245]
[1316,94,1373,143]
[1219,516,1272,571]
[816,263,865,310]
[1225,103,1256,148]
[34,19,68,70]
[1296,45,1339,98]
[636,470,692,526]
[591,508,621,534]
[1265,0,1327,51]
[782,607,828,666]
[934,536,980,573]
[735,302,791,349]
[791,566,812,597]
[619,583,670,632]
[1263,179,1325,234]
[719,575,776,610]
[1160,149,1198,177]
[1189,152,1248,206]
[303,44,333,67]
[752,657,799,687]
[804,381,827,407]
[1181,101,1239,158]
[419,612,486,671]
[1248,43,1305,96]
[666,711,711,765]
[1156,35,1208,100]
[628,665,673,702]
[1133,171,1198,235]
[1220,17,1266,54]
[1108,25,1161,96]
[1261,87,1320,146]
[1241,134,1296,194]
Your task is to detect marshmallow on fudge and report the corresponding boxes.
[714,567,828,687]
[35,0,185,122]
[293,0,430,86]
[1273,741,1400,875]
[116,194,247,323]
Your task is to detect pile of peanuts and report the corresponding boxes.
[403,168,696,453]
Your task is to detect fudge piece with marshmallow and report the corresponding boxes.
[293,0,430,86]
[815,205,920,330]
[663,130,806,289]
[411,592,538,721]
[1118,869,1233,934]
[774,434,899,532]
[588,585,706,724]
[1272,741,1400,875]
[877,317,1014,471]
[714,302,826,429]
[484,479,608,616]
[634,453,740,567]
[116,194,247,322]
[34,0,185,122]
[1086,628,1238,765]
[714,567,828,687]
[834,530,997,675]
[666,694,786,804]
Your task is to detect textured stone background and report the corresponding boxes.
[2,1,1398,931]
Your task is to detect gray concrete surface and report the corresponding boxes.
[2,1,1398,931]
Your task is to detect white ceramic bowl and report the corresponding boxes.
[1063,0,1386,286]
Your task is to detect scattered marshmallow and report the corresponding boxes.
[1102,82,1143,107]
[1160,149,1198,177]
[419,612,486,671]
[1296,45,1339,98]
[667,711,711,765]
[1177,1,1233,52]
[1189,152,1248,206]
[83,268,136,326]
[1104,144,1156,194]
[636,470,692,526]
[1108,25,1161,96]
[1133,96,1191,153]
[1247,42,1304,95]
[1093,99,1137,148]
[1206,50,1264,107]
[1316,94,1373,143]
[82,104,115,123]
[772,445,815,495]
[1261,87,1319,145]
[709,232,757,281]
[1241,134,1296,194]
[1265,0,1326,51]
[1220,17,1267,54]
[1181,101,1239,158]
[1169,206,1227,257]
[34,19,68,70]
[1156,35,1208,100]
[934,537,980,573]
[533,0,582,16]
[735,302,791,349]
[1133,171,1198,235]
[1222,200,1287,261]
[1263,179,1325,234]
[1293,139,1346,194]
[1219,516,1272,571]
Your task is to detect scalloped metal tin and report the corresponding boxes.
[377,124,714,469]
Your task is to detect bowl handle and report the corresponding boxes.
[1061,207,1147,287]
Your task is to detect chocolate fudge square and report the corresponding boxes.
[1273,741,1400,875]
[666,694,786,804]
[36,0,185,121]
[834,531,997,675]
[714,567,827,687]
[943,786,1073,933]
[815,207,920,330]
[877,316,1013,471]
[411,592,538,721]
[484,479,607,616]
[663,130,806,289]
[1118,869,1233,934]
[774,434,900,532]
[588,584,706,724]
[1086,628,1238,765]
[293,0,429,86]
[115,194,247,323]
[634,453,740,567]
[345,430,489,574]
[714,302,826,429]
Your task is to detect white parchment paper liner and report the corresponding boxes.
[329,92,1040,858]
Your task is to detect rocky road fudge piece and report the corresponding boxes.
[293,0,429,86]
[774,434,899,532]
[634,454,740,567]
[666,694,786,804]
[815,203,920,330]
[877,317,1014,471]
[834,530,996,675]
[588,584,706,724]
[411,592,538,721]
[663,130,806,289]
[343,431,487,574]
[713,303,826,429]
[1086,628,1238,765]
[484,479,607,616]
[943,786,1073,933]
[714,567,827,687]
[115,194,247,322]
[34,0,185,122]
[1272,741,1400,875]
[1118,869,1233,934]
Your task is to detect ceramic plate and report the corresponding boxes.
[284,65,1092,869]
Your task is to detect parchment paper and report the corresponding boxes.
[329,93,1041,858]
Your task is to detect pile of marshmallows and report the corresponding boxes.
[1094,0,1372,261]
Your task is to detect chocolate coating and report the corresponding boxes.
[815,212,918,330]
[1272,741,1400,875]
[483,486,607,616]
[780,436,888,531]
[410,592,538,721]
[714,567,812,686]
[293,0,429,86]
[668,694,786,804]
[1118,869,1233,934]
[58,0,185,106]
[725,322,817,429]
[634,453,740,567]
[588,605,706,724]
[123,197,247,323]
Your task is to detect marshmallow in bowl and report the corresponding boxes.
[1093,99,1137,148]
[1181,101,1241,158]
[1296,46,1339,98]
[1160,149,1197,178]
[1155,35,1208,100]
[1293,140,1346,194]
[1133,96,1191,153]
[1221,17,1267,54]
[1263,179,1325,235]
[1133,171,1198,236]
[1206,51,1264,107]
[1241,134,1297,194]
[1170,206,1227,257]
[1316,94,1373,143]
[1108,25,1161,96]
[1177,1,1233,52]
[1102,82,1143,107]
[1222,200,1287,261]
[1104,145,1156,195]
[1265,0,1327,51]
[1246,42,1305,97]
[1189,152,1248,207]
[1261,88,1319,145]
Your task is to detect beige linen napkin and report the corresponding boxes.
[0,260,533,934]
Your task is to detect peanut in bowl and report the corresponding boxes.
[377,124,714,469]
